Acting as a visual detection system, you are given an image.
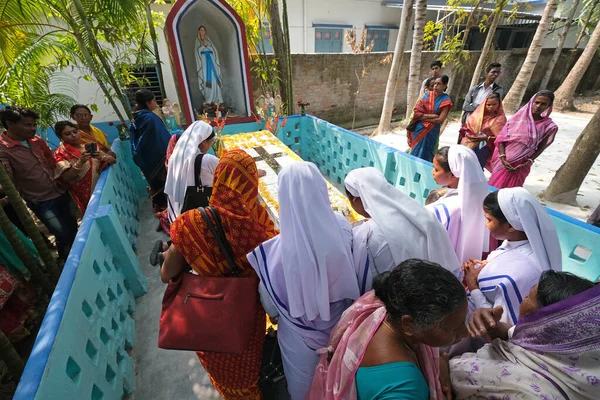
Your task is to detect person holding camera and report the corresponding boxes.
[0,107,79,259]
[54,121,116,213]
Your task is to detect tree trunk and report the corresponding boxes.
[0,164,60,282]
[469,11,501,89]
[0,329,24,379]
[539,0,581,90]
[566,0,600,82]
[406,0,427,120]
[502,0,559,114]
[146,4,166,100]
[0,205,55,296]
[553,21,600,110]
[269,0,289,112]
[72,0,133,121]
[376,0,414,135]
[282,0,294,114]
[543,105,600,204]
[446,0,483,97]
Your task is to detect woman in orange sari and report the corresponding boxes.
[161,149,278,399]
[458,92,507,170]
[54,121,116,213]
[70,104,112,153]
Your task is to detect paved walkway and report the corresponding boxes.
[131,198,221,399]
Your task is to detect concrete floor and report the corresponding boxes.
[131,198,221,400]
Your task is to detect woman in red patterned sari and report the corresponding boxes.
[53,121,116,213]
[161,149,278,399]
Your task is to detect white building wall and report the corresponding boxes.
[286,0,402,53]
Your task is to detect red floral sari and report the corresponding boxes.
[171,150,278,399]
[54,143,108,213]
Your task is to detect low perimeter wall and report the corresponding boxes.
[225,115,600,282]
[14,139,149,400]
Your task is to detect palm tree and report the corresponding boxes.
[553,20,600,110]
[0,0,152,125]
[406,0,428,121]
[543,105,600,204]
[281,0,294,113]
[0,205,55,296]
[0,329,24,380]
[146,3,166,100]
[376,0,414,135]
[539,0,582,90]
[502,0,560,114]
[468,1,508,89]
[0,164,60,282]
[566,0,600,69]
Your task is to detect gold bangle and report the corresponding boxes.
[499,154,506,158]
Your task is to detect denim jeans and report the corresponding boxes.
[29,193,78,259]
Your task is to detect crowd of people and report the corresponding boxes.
[150,96,597,400]
[1,71,598,400]
[408,61,558,191]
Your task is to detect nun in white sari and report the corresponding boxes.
[195,26,223,104]
[344,167,461,294]
[248,162,360,400]
[163,121,218,223]
[427,145,490,264]
[467,187,562,325]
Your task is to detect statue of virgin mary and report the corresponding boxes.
[195,25,224,104]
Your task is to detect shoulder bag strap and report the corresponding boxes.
[199,207,240,277]
[207,207,236,261]
[194,153,206,188]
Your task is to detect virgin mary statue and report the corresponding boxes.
[195,25,224,104]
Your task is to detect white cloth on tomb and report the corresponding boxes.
[345,167,461,294]
[164,121,218,223]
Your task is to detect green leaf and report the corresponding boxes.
[83,74,93,81]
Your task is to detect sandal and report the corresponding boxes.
[149,240,164,266]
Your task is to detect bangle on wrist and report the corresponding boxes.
[499,154,506,158]
[528,159,534,164]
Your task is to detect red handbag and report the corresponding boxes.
[158,207,259,354]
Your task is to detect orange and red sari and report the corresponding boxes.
[170,149,278,399]
[54,143,108,213]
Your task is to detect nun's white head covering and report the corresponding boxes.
[498,187,562,271]
[164,121,214,218]
[275,162,360,321]
[345,167,461,277]
[448,145,490,263]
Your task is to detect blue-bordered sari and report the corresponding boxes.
[407,91,453,162]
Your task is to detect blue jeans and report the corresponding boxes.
[29,193,78,259]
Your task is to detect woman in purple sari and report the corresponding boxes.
[450,270,600,399]
[488,91,558,189]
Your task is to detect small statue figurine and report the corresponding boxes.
[265,93,276,118]
[162,99,180,132]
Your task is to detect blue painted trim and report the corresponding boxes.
[305,114,435,168]
[365,25,399,30]
[312,23,353,29]
[546,207,600,234]
[13,163,112,400]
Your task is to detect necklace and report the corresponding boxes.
[382,320,421,368]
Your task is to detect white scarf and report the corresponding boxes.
[270,162,360,321]
[164,121,213,221]
[448,145,490,263]
[498,187,562,271]
[345,167,461,277]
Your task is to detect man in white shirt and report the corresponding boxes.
[461,62,503,125]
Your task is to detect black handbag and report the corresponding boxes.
[181,153,212,213]
[259,328,286,395]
